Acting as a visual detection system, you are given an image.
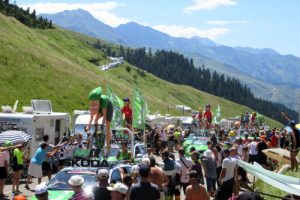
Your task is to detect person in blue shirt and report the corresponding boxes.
[25,143,58,190]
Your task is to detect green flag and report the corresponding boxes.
[133,88,146,129]
[213,105,221,123]
[107,85,124,128]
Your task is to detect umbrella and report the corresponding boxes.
[0,130,32,145]
[262,148,300,164]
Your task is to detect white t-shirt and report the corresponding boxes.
[222,157,237,182]
[176,156,193,183]
[248,141,258,155]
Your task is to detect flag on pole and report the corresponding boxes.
[107,85,124,128]
[213,105,221,123]
[133,88,146,129]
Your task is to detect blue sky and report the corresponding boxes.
[17,0,300,56]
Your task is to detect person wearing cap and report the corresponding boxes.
[108,182,128,200]
[35,182,49,200]
[86,87,114,151]
[290,121,300,172]
[129,164,160,200]
[131,165,141,184]
[185,170,209,200]
[117,142,132,163]
[176,148,192,194]
[148,155,168,200]
[121,97,133,131]
[69,175,91,200]
[25,143,58,190]
[92,169,111,200]
[202,150,217,198]
[190,151,204,185]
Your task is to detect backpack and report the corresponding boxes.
[10,155,18,170]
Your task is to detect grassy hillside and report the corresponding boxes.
[0,13,282,127]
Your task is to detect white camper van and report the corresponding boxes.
[0,100,70,157]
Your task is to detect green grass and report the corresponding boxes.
[0,13,282,127]
[255,169,300,200]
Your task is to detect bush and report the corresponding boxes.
[125,65,131,73]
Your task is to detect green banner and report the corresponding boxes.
[107,85,124,128]
[133,88,146,129]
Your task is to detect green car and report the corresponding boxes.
[31,168,98,200]
[185,137,209,156]
[183,134,198,149]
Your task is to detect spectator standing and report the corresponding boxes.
[202,150,217,198]
[41,135,54,181]
[290,121,300,172]
[248,138,258,163]
[161,150,181,200]
[215,145,223,187]
[191,151,204,184]
[148,156,169,200]
[0,142,11,197]
[13,143,28,194]
[176,148,192,194]
[257,137,268,167]
[68,175,91,200]
[25,143,57,190]
[185,170,209,200]
[203,104,212,129]
[215,149,237,200]
[129,164,160,200]
[244,112,250,129]
[92,169,111,200]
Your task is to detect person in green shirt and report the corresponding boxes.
[86,87,114,151]
[13,143,29,194]
[117,142,132,163]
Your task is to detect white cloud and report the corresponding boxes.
[152,25,230,39]
[206,20,250,25]
[184,0,237,13]
[19,2,130,27]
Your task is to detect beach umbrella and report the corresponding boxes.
[0,130,32,145]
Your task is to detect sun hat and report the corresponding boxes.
[88,87,102,100]
[203,150,212,158]
[98,169,109,180]
[142,157,150,165]
[123,97,130,102]
[131,165,139,174]
[107,182,128,194]
[35,182,48,195]
[68,175,84,186]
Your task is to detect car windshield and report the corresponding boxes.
[186,135,195,140]
[192,139,208,145]
[47,170,97,191]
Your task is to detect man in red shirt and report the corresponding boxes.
[203,104,212,129]
[121,97,133,131]
[270,131,278,148]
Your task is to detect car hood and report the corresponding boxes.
[31,190,74,200]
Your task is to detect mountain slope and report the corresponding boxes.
[41,9,125,43]
[41,10,300,110]
[0,13,282,127]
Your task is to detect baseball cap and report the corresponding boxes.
[123,97,130,102]
[35,182,48,195]
[189,170,199,179]
[107,182,128,194]
[88,87,102,100]
[203,150,212,158]
[68,175,84,186]
[98,169,109,180]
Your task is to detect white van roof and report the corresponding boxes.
[75,114,103,125]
